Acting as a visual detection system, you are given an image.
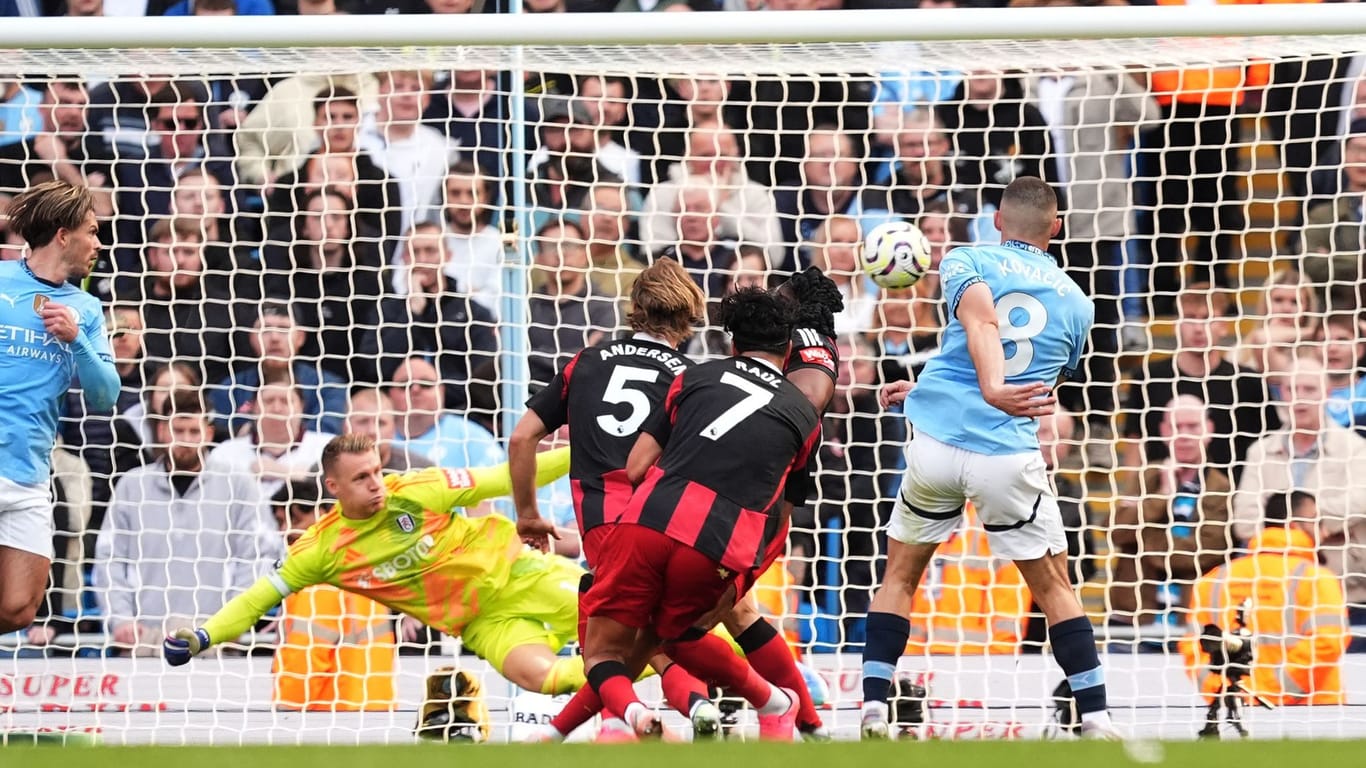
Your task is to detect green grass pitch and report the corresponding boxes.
[5,740,1366,768]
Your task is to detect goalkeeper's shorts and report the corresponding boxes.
[462,550,584,676]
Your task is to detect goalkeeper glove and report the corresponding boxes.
[163,628,210,667]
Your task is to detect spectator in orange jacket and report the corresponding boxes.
[905,507,1032,656]
[1181,491,1347,706]
[270,478,398,712]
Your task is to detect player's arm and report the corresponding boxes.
[627,371,685,485]
[956,282,1055,419]
[788,367,834,414]
[626,433,663,486]
[508,409,557,549]
[58,302,120,411]
[398,448,571,513]
[510,363,575,548]
[163,572,295,665]
[164,533,326,665]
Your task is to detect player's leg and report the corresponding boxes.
[579,524,672,737]
[649,653,722,740]
[0,499,56,634]
[861,436,964,738]
[972,451,1116,738]
[722,591,826,738]
[544,626,678,741]
[0,546,48,634]
[654,546,798,742]
[501,551,587,692]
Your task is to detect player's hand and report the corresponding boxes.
[983,382,1056,418]
[163,628,210,667]
[879,380,914,409]
[516,514,560,553]
[41,302,80,344]
[32,132,68,163]
[399,614,424,643]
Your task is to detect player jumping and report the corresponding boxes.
[164,435,588,697]
[0,180,118,635]
[858,177,1117,739]
[509,258,718,739]
[579,287,820,740]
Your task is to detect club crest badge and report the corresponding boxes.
[396,513,415,533]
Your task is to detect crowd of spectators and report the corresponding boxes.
[3,0,1366,670]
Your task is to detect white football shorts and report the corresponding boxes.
[888,432,1066,562]
[0,477,54,560]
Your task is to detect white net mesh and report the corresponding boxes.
[4,9,1366,744]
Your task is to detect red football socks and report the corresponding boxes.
[550,683,603,736]
[666,633,771,707]
[660,662,711,716]
[741,623,822,729]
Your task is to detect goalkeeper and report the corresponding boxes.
[164,434,588,696]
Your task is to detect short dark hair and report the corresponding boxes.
[313,85,359,114]
[150,79,211,107]
[998,176,1058,240]
[719,286,797,356]
[256,299,296,326]
[6,179,95,250]
[535,217,585,241]
[148,216,203,245]
[1264,490,1316,528]
[271,475,333,509]
[160,388,208,420]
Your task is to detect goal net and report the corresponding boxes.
[3,4,1366,744]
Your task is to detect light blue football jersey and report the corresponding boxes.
[0,259,111,487]
[904,240,1093,456]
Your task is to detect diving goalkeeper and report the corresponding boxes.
[164,434,588,696]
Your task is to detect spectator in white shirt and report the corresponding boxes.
[360,69,462,236]
[388,159,503,317]
[207,373,335,499]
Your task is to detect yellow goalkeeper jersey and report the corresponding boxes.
[200,449,569,646]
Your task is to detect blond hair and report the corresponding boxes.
[320,433,378,477]
[6,179,94,250]
[628,258,706,345]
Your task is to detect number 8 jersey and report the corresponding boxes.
[526,333,692,538]
[905,240,1094,456]
[618,355,821,574]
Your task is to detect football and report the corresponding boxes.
[861,221,933,289]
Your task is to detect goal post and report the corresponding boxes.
[3,5,1366,744]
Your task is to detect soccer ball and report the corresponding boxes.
[861,221,933,289]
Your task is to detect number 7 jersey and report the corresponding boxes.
[619,355,821,574]
[905,241,1094,456]
[526,334,692,538]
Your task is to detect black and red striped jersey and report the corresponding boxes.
[618,355,821,574]
[525,335,692,539]
[784,326,839,386]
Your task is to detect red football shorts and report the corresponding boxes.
[738,519,789,597]
[581,523,740,641]
[581,523,613,571]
